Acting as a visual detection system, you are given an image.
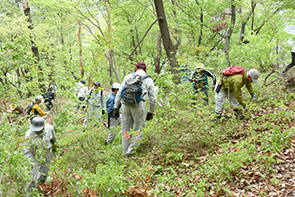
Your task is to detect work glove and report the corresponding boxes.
[112,108,120,119]
[251,94,258,101]
[102,110,105,115]
[146,112,153,121]
[46,111,50,114]
[212,84,216,91]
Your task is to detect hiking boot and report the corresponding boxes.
[234,108,244,121]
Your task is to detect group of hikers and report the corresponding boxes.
[24,61,262,196]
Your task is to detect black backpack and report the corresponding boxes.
[25,102,34,115]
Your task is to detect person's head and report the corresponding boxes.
[35,95,44,103]
[111,82,120,94]
[135,62,146,72]
[195,63,205,74]
[93,81,101,89]
[247,69,260,84]
[30,117,45,135]
[48,87,53,92]
[81,80,86,85]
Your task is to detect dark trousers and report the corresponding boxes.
[76,97,85,110]
[283,52,295,73]
[192,87,209,106]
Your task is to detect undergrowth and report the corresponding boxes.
[0,74,295,196]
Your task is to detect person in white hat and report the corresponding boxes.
[83,81,105,126]
[105,82,121,145]
[26,95,49,121]
[214,68,260,120]
[24,117,56,196]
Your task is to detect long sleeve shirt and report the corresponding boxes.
[86,89,105,110]
[24,124,56,165]
[114,69,157,113]
[106,92,116,117]
[221,72,254,106]
[75,83,88,97]
[32,102,47,116]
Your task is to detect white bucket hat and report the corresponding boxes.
[112,82,120,89]
[35,95,44,103]
[247,69,260,84]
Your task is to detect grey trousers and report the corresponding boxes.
[83,106,102,126]
[215,88,242,114]
[24,163,49,197]
[121,102,146,156]
[106,116,121,144]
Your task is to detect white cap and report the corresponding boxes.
[35,95,44,103]
[247,69,260,84]
[112,82,120,89]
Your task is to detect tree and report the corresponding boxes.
[154,0,179,81]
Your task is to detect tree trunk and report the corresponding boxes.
[195,0,203,54]
[106,0,120,84]
[155,31,162,74]
[22,1,40,62]
[154,0,179,82]
[171,0,181,55]
[78,21,84,79]
[224,0,236,67]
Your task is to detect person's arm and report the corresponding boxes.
[33,105,47,116]
[232,79,245,106]
[101,90,105,110]
[24,132,36,160]
[147,79,157,114]
[245,74,255,95]
[114,77,127,109]
[205,70,216,85]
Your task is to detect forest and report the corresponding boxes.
[1,0,295,196]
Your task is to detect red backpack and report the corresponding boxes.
[223,66,246,76]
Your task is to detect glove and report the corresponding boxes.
[102,110,105,115]
[46,111,50,114]
[112,108,120,119]
[251,94,258,101]
[146,112,153,121]
[212,84,216,91]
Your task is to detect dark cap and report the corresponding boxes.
[136,62,146,69]
[81,80,86,84]
[30,117,45,132]
[93,81,101,86]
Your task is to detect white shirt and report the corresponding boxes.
[24,124,56,164]
[292,46,295,53]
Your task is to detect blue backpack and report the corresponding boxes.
[120,72,151,106]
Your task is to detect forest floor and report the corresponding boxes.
[1,72,295,197]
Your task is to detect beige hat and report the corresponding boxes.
[112,82,120,89]
[35,95,44,103]
[247,69,260,84]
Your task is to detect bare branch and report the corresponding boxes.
[126,17,162,61]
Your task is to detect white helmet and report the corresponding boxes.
[112,82,120,89]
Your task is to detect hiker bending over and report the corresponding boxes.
[24,117,56,196]
[105,82,121,145]
[26,95,49,121]
[214,67,259,120]
[112,62,157,157]
[83,81,105,126]
[189,64,216,105]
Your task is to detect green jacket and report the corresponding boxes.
[221,72,254,106]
